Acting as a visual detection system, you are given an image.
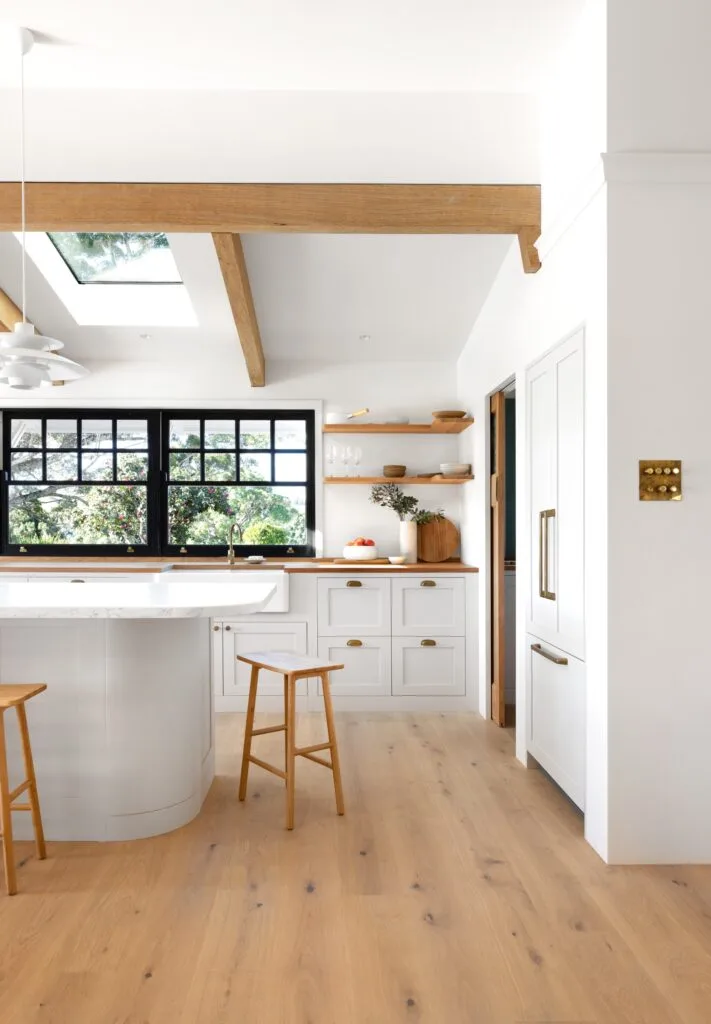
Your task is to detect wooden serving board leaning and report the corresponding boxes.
[417,517,460,562]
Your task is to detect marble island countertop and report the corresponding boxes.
[0,579,277,618]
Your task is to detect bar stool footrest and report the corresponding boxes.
[248,754,287,780]
[8,780,31,805]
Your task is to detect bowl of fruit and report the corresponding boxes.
[343,537,378,560]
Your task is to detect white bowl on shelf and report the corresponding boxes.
[388,555,406,564]
[343,545,378,560]
[440,462,471,477]
[245,555,265,563]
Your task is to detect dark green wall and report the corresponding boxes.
[505,397,516,561]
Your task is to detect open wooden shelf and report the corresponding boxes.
[323,419,473,435]
[324,476,473,485]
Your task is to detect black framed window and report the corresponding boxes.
[1,408,315,557]
[2,410,160,555]
[162,411,315,557]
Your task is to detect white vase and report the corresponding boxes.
[399,520,418,564]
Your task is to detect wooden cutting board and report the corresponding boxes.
[417,517,460,563]
[332,557,390,564]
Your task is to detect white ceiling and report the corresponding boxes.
[1,1,584,91]
[0,231,512,364]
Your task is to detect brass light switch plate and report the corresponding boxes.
[639,460,682,500]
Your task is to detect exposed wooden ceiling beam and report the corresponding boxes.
[0,288,35,333]
[0,180,540,233]
[213,233,265,387]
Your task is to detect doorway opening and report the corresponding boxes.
[490,380,516,728]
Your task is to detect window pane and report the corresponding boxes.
[239,421,270,449]
[46,452,78,481]
[240,453,271,482]
[169,452,200,481]
[167,485,307,546]
[170,420,200,449]
[117,452,148,481]
[116,419,148,447]
[82,420,113,449]
[47,232,181,285]
[204,420,236,449]
[46,419,78,449]
[81,453,113,482]
[11,419,42,448]
[8,485,147,545]
[205,453,236,482]
[11,452,42,481]
[275,453,307,482]
[275,420,306,450]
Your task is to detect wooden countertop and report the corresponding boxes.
[0,557,478,574]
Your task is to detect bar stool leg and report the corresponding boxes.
[285,673,297,830]
[239,665,260,801]
[321,671,345,816]
[0,710,17,896]
[283,674,289,787]
[16,704,46,861]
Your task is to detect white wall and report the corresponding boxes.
[456,0,610,859]
[0,357,463,559]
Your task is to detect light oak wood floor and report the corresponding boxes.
[1,712,711,1024]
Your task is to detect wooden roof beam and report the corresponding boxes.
[213,233,265,387]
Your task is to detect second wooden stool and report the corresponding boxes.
[0,684,47,895]
[237,652,345,830]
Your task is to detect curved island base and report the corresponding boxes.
[0,578,275,841]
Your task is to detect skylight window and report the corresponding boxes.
[46,232,182,285]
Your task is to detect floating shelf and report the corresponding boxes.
[324,476,473,485]
[323,419,474,435]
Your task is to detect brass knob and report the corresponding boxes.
[420,639,437,647]
[127,545,135,553]
[19,546,27,553]
[213,625,220,632]
[346,580,362,588]
[180,546,188,554]
[346,639,363,647]
[658,485,668,493]
[224,625,231,631]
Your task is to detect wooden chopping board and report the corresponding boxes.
[332,557,390,564]
[417,517,460,563]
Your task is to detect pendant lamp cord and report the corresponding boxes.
[20,40,27,324]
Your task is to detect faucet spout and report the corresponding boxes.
[227,522,243,565]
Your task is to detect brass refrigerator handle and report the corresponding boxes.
[539,509,556,601]
[531,643,568,666]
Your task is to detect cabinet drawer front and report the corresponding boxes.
[392,636,465,695]
[223,622,307,696]
[317,637,391,696]
[527,634,585,809]
[391,578,465,636]
[317,577,391,636]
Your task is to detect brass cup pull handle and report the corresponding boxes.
[346,580,362,588]
[420,639,437,647]
[531,643,568,666]
[347,639,363,647]
[70,579,85,583]
[420,580,437,588]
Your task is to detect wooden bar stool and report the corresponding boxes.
[237,652,345,830]
[0,684,47,895]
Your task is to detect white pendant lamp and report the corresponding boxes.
[0,28,89,391]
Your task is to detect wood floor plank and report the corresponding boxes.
[1,712,710,1024]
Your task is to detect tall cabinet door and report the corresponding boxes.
[527,330,585,659]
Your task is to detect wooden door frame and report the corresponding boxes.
[490,390,507,726]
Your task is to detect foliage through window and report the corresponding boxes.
[47,232,182,285]
[1,410,315,556]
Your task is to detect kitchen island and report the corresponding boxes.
[0,577,275,842]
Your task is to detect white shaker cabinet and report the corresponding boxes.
[216,620,307,696]
[392,636,465,696]
[316,636,391,696]
[527,330,585,659]
[391,577,465,636]
[317,577,391,636]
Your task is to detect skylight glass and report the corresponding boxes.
[47,232,182,285]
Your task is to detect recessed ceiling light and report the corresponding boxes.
[359,334,371,342]
[139,333,151,340]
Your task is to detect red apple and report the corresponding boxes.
[363,539,375,546]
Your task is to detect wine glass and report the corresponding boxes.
[352,446,362,478]
[343,445,354,478]
[326,443,341,477]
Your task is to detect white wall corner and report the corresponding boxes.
[538,158,606,260]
